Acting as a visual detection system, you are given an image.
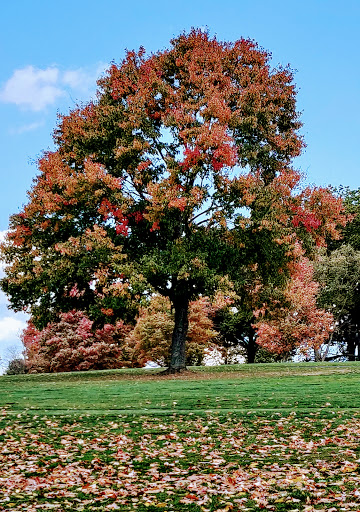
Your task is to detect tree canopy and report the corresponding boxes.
[0,30,346,371]
[314,187,360,361]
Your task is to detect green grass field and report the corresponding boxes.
[1,362,360,511]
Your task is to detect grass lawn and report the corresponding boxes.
[1,362,360,511]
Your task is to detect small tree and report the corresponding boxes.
[2,347,26,375]
[130,295,218,366]
[22,310,140,373]
[4,358,26,375]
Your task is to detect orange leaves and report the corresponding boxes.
[54,225,116,257]
[6,224,32,248]
[136,159,152,173]
[2,413,360,511]
[25,153,124,227]
[205,92,232,124]
[145,179,203,226]
[97,28,303,192]
[255,257,334,355]
[168,196,187,212]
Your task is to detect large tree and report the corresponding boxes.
[0,30,345,372]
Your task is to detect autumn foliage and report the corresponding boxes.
[21,295,220,373]
[0,30,348,370]
[255,257,334,357]
[130,295,218,367]
[22,310,139,373]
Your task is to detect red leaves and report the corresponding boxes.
[2,414,360,510]
[293,187,347,244]
[211,143,238,171]
[22,311,135,373]
[150,221,160,232]
[291,206,322,232]
[180,146,202,170]
[255,257,334,355]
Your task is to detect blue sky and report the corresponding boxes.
[0,0,359,366]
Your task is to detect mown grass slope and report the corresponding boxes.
[1,362,360,511]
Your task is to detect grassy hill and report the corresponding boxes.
[1,362,360,511]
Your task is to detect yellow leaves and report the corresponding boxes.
[243,191,256,206]
[190,185,205,203]
[213,506,233,512]
[106,281,130,297]
[289,476,304,483]
[177,268,190,281]
[54,225,116,257]
[341,461,358,473]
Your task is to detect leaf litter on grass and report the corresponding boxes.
[1,411,360,511]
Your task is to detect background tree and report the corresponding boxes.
[130,295,218,367]
[2,346,27,375]
[313,187,360,361]
[255,257,333,359]
[315,245,360,361]
[0,30,345,372]
[22,311,139,373]
[327,187,360,251]
[211,179,344,363]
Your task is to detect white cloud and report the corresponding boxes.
[12,120,45,134]
[0,62,109,112]
[0,316,26,342]
[62,69,93,92]
[0,312,28,370]
[0,66,64,111]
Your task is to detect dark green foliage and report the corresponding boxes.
[315,187,360,360]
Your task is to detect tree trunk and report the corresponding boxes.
[167,297,189,373]
[247,329,257,364]
[347,339,356,361]
[314,348,323,362]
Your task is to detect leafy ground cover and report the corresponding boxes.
[1,362,360,511]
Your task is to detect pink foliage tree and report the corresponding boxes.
[255,257,334,358]
[22,310,140,373]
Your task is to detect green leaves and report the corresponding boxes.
[0,30,347,368]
